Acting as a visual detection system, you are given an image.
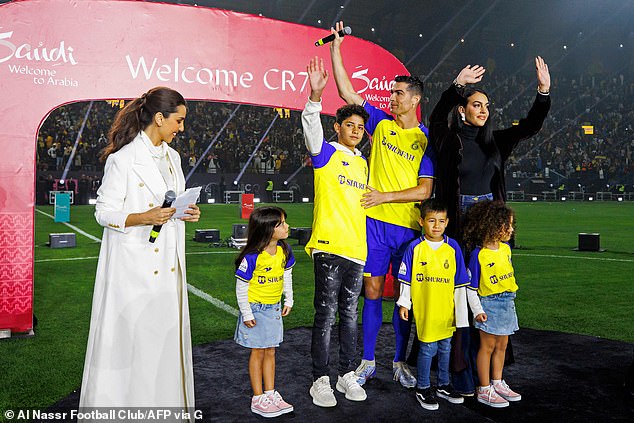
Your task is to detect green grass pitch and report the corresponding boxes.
[1,201,632,413]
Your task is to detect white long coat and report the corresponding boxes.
[80,133,194,409]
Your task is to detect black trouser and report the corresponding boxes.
[311,253,363,380]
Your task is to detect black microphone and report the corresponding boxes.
[149,190,176,243]
[315,26,352,46]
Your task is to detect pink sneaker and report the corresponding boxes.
[493,380,522,402]
[251,394,282,418]
[267,390,293,414]
[477,385,510,408]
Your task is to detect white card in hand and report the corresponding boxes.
[172,186,202,219]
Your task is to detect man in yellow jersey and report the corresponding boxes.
[330,21,435,388]
[302,57,369,408]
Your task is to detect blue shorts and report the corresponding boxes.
[234,302,283,348]
[474,291,519,336]
[364,217,419,277]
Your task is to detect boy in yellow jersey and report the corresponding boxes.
[329,21,435,387]
[302,57,369,408]
[397,199,469,410]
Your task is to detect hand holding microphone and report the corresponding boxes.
[315,25,352,46]
[149,190,176,243]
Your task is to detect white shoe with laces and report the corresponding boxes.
[251,394,282,418]
[310,375,337,407]
[336,371,367,401]
[493,380,522,402]
[267,390,293,414]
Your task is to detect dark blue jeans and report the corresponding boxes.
[311,253,364,380]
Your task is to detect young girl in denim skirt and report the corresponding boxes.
[234,206,295,418]
[462,200,521,408]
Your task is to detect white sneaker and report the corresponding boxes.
[310,375,337,407]
[336,371,367,401]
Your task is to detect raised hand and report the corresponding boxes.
[535,56,550,93]
[455,65,486,86]
[330,20,345,50]
[307,56,328,101]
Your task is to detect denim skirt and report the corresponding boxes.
[474,291,519,336]
[234,302,283,348]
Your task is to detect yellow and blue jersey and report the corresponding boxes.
[236,244,296,304]
[305,140,368,262]
[363,102,435,230]
[398,236,469,343]
[467,242,518,297]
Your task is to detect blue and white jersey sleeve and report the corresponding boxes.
[284,248,296,270]
[235,253,258,282]
[398,242,415,286]
[363,102,391,136]
[467,247,482,290]
[396,241,416,310]
[418,140,436,179]
[310,141,337,169]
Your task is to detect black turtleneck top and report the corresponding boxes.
[457,124,495,195]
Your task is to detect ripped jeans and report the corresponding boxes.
[311,252,364,380]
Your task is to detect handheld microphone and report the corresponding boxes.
[315,26,352,46]
[149,190,176,243]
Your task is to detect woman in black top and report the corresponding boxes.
[431,58,551,240]
[429,58,551,396]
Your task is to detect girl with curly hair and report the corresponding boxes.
[463,200,521,408]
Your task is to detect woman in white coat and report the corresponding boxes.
[80,87,200,411]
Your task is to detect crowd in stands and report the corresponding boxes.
[37,70,634,194]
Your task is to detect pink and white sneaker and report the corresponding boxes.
[493,380,522,402]
[267,390,294,414]
[477,385,510,408]
[251,394,282,418]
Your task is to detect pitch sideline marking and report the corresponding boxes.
[37,251,634,265]
[35,208,239,316]
[513,253,634,263]
[36,209,102,242]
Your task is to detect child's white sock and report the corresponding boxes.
[491,379,502,386]
[264,389,274,395]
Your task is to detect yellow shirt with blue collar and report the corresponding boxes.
[397,235,469,343]
[302,98,368,263]
[363,102,435,230]
[467,242,518,297]
[236,245,296,304]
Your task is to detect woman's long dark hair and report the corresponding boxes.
[449,87,501,167]
[234,206,291,269]
[100,86,186,161]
